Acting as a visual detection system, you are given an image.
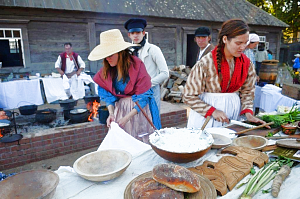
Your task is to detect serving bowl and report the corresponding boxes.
[210,133,232,149]
[0,170,59,199]
[281,123,297,135]
[149,128,213,163]
[73,149,132,182]
[232,135,268,150]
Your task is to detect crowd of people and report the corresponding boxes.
[55,18,272,140]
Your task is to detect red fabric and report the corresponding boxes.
[240,109,253,115]
[211,46,250,93]
[93,56,151,98]
[59,52,79,72]
[205,107,216,118]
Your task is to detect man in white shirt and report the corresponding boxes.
[195,27,214,63]
[124,18,169,111]
[55,43,86,98]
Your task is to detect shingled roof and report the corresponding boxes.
[0,0,288,27]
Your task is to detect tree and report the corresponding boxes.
[247,0,300,42]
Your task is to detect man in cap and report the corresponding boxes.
[244,33,260,68]
[124,18,169,112]
[194,27,214,63]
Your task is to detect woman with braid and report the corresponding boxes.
[183,19,266,128]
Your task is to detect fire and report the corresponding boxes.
[87,100,100,122]
[0,129,3,138]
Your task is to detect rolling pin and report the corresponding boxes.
[235,122,274,135]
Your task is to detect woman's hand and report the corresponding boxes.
[212,110,230,123]
[117,115,131,128]
[106,114,115,128]
[245,112,271,129]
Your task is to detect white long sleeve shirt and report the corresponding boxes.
[137,42,169,87]
[55,54,85,74]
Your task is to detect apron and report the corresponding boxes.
[187,93,241,129]
[114,97,154,141]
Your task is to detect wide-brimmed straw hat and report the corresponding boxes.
[294,54,300,57]
[88,29,138,61]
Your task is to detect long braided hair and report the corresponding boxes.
[216,19,249,72]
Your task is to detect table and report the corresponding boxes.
[254,84,299,112]
[52,123,300,199]
[0,79,44,110]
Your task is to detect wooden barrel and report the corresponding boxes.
[259,60,279,83]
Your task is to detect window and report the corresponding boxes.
[0,29,24,67]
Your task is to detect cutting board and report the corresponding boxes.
[226,124,281,137]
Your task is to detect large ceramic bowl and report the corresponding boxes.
[149,128,213,163]
[0,170,59,199]
[232,135,268,150]
[73,149,132,182]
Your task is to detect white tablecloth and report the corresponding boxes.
[254,84,299,112]
[53,123,300,199]
[41,77,68,103]
[0,79,44,110]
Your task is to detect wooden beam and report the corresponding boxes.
[88,21,97,72]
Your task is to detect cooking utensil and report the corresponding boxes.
[229,120,256,129]
[59,99,77,109]
[124,171,217,199]
[35,109,57,123]
[69,108,89,123]
[83,95,100,104]
[232,135,268,150]
[211,133,232,149]
[201,116,211,130]
[18,105,38,115]
[235,122,274,135]
[0,170,59,199]
[135,101,157,130]
[276,139,300,149]
[266,134,300,140]
[73,149,132,182]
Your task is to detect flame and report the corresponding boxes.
[87,100,100,122]
[0,129,3,138]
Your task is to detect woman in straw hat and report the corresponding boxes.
[88,29,161,140]
[183,19,266,128]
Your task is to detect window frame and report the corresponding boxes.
[0,28,26,67]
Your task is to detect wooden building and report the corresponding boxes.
[0,0,288,76]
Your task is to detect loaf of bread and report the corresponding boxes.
[152,163,201,193]
[131,177,184,199]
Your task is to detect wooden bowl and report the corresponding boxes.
[281,123,297,135]
[211,133,232,149]
[150,143,212,163]
[232,135,268,150]
[73,149,132,182]
[0,170,59,199]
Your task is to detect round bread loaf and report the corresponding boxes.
[152,163,201,193]
[131,177,184,199]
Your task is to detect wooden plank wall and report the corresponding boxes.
[27,21,89,74]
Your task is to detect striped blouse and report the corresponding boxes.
[183,52,257,117]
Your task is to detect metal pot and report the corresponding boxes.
[35,109,57,123]
[83,95,100,104]
[69,109,89,123]
[59,99,77,110]
[98,106,109,124]
[19,105,38,115]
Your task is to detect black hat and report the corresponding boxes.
[195,27,211,37]
[124,18,147,33]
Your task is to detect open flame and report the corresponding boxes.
[87,100,100,122]
[0,129,3,138]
